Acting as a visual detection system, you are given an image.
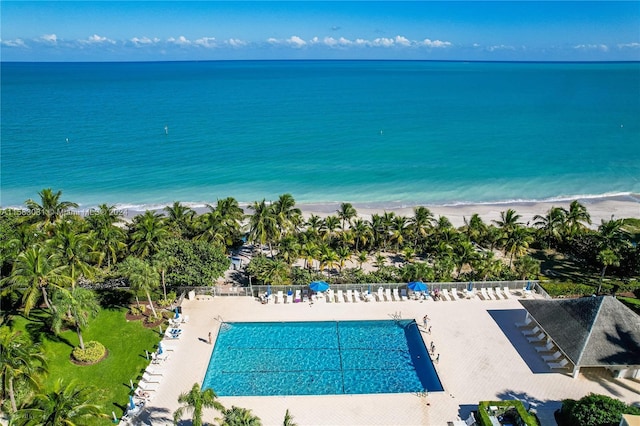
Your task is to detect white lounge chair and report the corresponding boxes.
[494,287,504,299]
[480,288,491,300]
[302,290,309,303]
[465,288,476,299]
[142,372,161,383]
[548,358,569,370]
[393,288,402,301]
[327,289,335,303]
[137,381,160,392]
[377,288,385,302]
[353,289,361,302]
[158,343,176,352]
[503,287,513,298]
[535,341,555,352]
[542,351,563,362]
[516,316,533,328]
[400,288,409,301]
[522,282,533,298]
[345,289,352,302]
[487,287,497,300]
[284,292,292,304]
[441,288,451,301]
[145,366,165,376]
[336,290,343,303]
[365,291,374,302]
[385,288,393,301]
[450,288,460,300]
[276,290,284,304]
[522,326,541,336]
[527,332,546,343]
[295,289,302,303]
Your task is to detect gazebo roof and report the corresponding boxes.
[519,296,640,367]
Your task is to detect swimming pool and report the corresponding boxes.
[202,320,444,396]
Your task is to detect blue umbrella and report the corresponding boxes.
[266,284,271,296]
[467,282,474,292]
[309,281,329,292]
[407,281,427,292]
[174,307,179,319]
[526,281,531,291]
[128,395,136,410]
[157,343,163,355]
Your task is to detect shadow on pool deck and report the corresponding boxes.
[487,309,553,374]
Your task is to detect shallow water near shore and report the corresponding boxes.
[2,60,639,209]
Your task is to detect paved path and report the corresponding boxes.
[132,293,640,426]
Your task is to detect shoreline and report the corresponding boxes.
[3,194,638,229]
[122,194,640,229]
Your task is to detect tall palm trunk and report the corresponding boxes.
[41,285,54,312]
[161,269,167,301]
[146,291,158,318]
[9,377,17,412]
[76,324,85,350]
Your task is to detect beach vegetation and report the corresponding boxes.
[174,382,224,426]
[117,256,160,318]
[10,379,108,426]
[51,286,100,351]
[218,405,263,426]
[556,393,640,426]
[157,238,229,287]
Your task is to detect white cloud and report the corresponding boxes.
[618,42,640,49]
[574,44,609,52]
[83,34,115,45]
[40,34,57,44]
[287,36,306,47]
[130,36,160,46]
[167,36,191,46]
[472,43,481,48]
[194,37,216,48]
[267,37,279,45]
[394,35,411,47]
[226,38,246,47]
[372,37,394,47]
[1,38,28,48]
[487,44,516,52]
[422,38,452,48]
[323,36,338,47]
[354,38,369,46]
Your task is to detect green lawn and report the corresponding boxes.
[11,307,162,425]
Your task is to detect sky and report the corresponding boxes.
[1,1,639,62]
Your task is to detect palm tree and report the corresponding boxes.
[453,240,477,279]
[564,200,591,239]
[272,194,302,237]
[173,383,224,426]
[598,217,630,252]
[319,244,338,278]
[51,287,99,351]
[304,215,323,239]
[462,213,486,244]
[335,246,351,272]
[320,215,340,242]
[10,379,106,425]
[350,219,370,252]
[300,241,320,271]
[86,204,126,268]
[118,256,160,318]
[129,211,170,258]
[533,207,566,248]
[261,258,290,285]
[246,200,278,255]
[197,197,244,245]
[390,215,409,253]
[24,188,78,225]
[409,206,434,246]
[356,251,368,269]
[597,249,619,294]
[0,326,47,413]
[218,406,262,426]
[514,255,541,280]
[152,248,178,301]
[504,226,534,267]
[164,201,196,237]
[48,220,97,286]
[277,234,301,266]
[2,246,71,315]
[337,203,357,230]
[283,409,297,426]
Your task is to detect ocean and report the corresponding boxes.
[1,60,639,210]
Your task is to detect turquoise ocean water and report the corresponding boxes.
[1,60,639,209]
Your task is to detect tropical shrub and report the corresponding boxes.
[71,340,106,364]
[556,393,640,426]
[129,304,146,316]
[539,281,599,297]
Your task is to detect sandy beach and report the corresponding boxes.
[125,195,640,229]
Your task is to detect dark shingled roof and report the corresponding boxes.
[519,296,640,367]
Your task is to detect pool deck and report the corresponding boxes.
[134,293,640,426]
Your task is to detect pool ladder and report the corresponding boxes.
[215,315,232,331]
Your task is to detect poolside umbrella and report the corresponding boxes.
[467,282,474,292]
[407,281,427,292]
[266,284,271,296]
[174,307,179,319]
[157,343,163,355]
[309,281,329,292]
[128,395,136,411]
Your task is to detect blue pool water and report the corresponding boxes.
[202,320,443,396]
